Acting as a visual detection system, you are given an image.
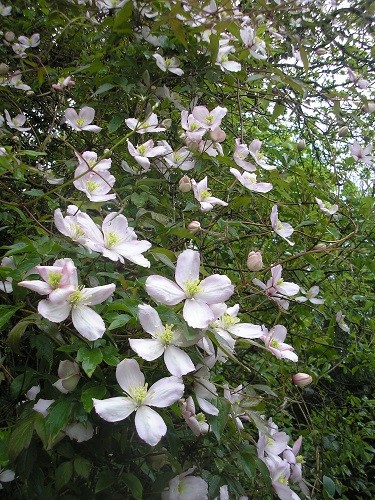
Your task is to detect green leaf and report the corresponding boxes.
[94,83,116,95]
[101,344,120,366]
[107,314,131,331]
[0,305,20,330]
[113,2,132,32]
[95,469,115,493]
[77,347,103,377]
[46,401,73,438]
[81,385,107,412]
[55,461,73,490]
[121,472,143,499]
[8,414,35,460]
[7,316,37,352]
[207,399,231,443]
[323,475,336,497]
[108,115,123,133]
[299,46,309,75]
[74,456,91,479]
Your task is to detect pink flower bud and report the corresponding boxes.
[4,31,15,42]
[179,175,191,193]
[315,48,327,55]
[246,251,263,271]
[188,221,201,234]
[338,126,348,137]
[210,127,226,142]
[363,102,375,113]
[297,139,306,151]
[292,373,313,387]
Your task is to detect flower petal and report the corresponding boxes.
[175,249,200,288]
[195,275,234,304]
[138,304,163,335]
[81,283,116,305]
[71,305,106,340]
[229,323,263,339]
[164,346,195,377]
[129,338,164,361]
[93,397,136,422]
[38,299,71,323]
[135,406,167,446]
[145,376,184,407]
[116,358,145,394]
[145,275,186,305]
[183,299,214,328]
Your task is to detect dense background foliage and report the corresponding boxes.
[0,0,374,498]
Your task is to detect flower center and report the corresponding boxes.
[276,220,284,231]
[76,117,86,127]
[86,180,99,193]
[189,122,200,131]
[13,118,21,126]
[296,454,305,464]
[69,223,85,239]
[200,189,211,200]
[206,114,214,125]
[139,120,150,130]
[160,324,174,345]
[132,385,148,405]
[270,339,280,349]
[196,412,206,423]
[48,271,62,289]
[68,290,83,307]
[184,279,201,298]
[87,158,96,167]
[306,289,313,299]
[105,231,121,248]
[138,144,148,155]
[245,173,256,184]
[221,313,240,329]
[173,152,183,162]
[165,58,172,67]
[276,278,284,286]
[278,475,289,485]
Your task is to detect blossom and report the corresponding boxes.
[53,360,80,393]
[181,111,206,142]
[349,141,373,165]
[153,54,184,75]
[0,2,11,16]
[129,305,196,377]
[315,197,338,215]
[33,399,55,417]
[253,264,299,310]
[0,256,15,293]
[191,106,227,130]
[192,364,219,415]
[283,436,310,497]
[52,76,75,91]
[181,396,210,436]
[216,45,241,72]
[12,44,27,58]
[336,311,350,332]
[96,0,129,11]
[54,205,101,252]
[240,26,267,60]
[93,358,184,446]
[127,139,169,170]
[18,258,77,301]
[233,139,256,172]
[270,205,295,246]
[9,71,31,91]
[125,112,165,134]
[18,34,40,48]
[248,140,276,170]
[247,251,263,271]
[210,304,263,343]
[145,249,234,329]
[73,160,116,202]
[37,270,115,341]
[265,456,301,500]
[161,468,208,500]
[260,325,298,362]
[230,168,273,193]
[4,109,31,131]
[257,418,289,459]
[0,469,15,490]
[164,147,195,171]
[192,177,228,211]
[64,106,102,132]
[295,286,324,304]
[223,384,250,431]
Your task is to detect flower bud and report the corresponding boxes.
[362,102,375,113]
[178,175,191,193]
[210,127,226,142]
[188,221,201,234]
[297,139,306,151]
[292,373,313,387]
[315,48,327,55]
[4,31,15,42]
[0,63,9,75]
[313,243,327,250]
[246,251,263,271]
[338,126,348,137]
[161,118,172,129]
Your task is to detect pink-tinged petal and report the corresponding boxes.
[196,275,234,304]
[164,346,195,376]
[48,286,76,304]
[93,397,136,422]
[183,299,215,328]
[175,249,200,288]
[310,297,325,305]
[120,251,150,268]
[192,106,210,126]
[116,358,145,394]
[82,125,102,133]
[277,282,299,296]
[129,338,164,361]
[145,275,186,305]
[145,376,184,407]
[135,406,166,446]
[79,106,95,123]
[295,296,308,303]
[38,299,71,322]
[230,323,263,339]
[64,108,78,122]
[252,278,267,290]
[135,156,151,169]
[271,325,287,342]
[18,280,52,295]
[125,118,138,130]
[54,208,69,236]
[138,304,163,335]
[33,399,55,416]
[271,265,282,283]
[71,306,106,340]
[81,283,115,305]
[196,396,219,416]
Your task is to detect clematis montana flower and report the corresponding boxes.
[233,139,256,172]
[93,358,184,446]
[125,112,165,134]
[53,360,80,394]
[4,109,30,131]
[0,256,15,293]
[248,140,276,170]
[295,286,324,304]
[164,146,195,171]
[216,45,241,72]
[153,54,184,75]
[257,417,289,460]
[315,197,338,215]
[181,396,210,437]
[127,139,169,171]
[265,456,301,500]
[270,205,295,246]
[192,177,228,212]
[260,325,298,362]
[18,33,40,48]
[230,168,273,193]
[64,106,102,132]
[191,105,227,130]
[0,2,11,16]
[349,141,373,165]
[37,268,115,341]
[253,264,299,310]
[240,26,267,60]
[336,311,350,332]
[73,164,116,202]
[145,249,234,329]
[210,304,263,342]
[129,305,196,377]
[162,468,208,500]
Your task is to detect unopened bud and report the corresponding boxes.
[292,373,313,387]
[4,31,15,42]
[178,175,191,193]
[315,48,327,55]
[188,221,201,234]
[297,139,306,151]
[313,243,327,250]
[210,127,226,142]
[338,126,348,137]
[161,118,172,129]
[256,14,265,23]
[0,63,9,75]
[246,251,263,271]
[362,102,375,113]
[26,90,34,96]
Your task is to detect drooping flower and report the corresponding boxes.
[252,264,299,310]
[192,177,228,212]
[161,468,208,500]
[0,256,15,293]
[192,364,219,416]
[93,358,184,446]
[260,325,298,362]
[295,286,324,305]
[315,197,338,215]
[52,76,75,91]
[53,360,80,394]
[125,112,165,134]
[265,456,301,500]
[145,249,234,329]
[4,109,31,131]
[257,417,289,460]
[270,205,295,246]
[153,54,184,75]
[216,45,241,72]
[180,396,210,436]
[210,304,263,344]
[230,167,273,193]
[9,71,31,91]
[248,140,276,170]
[240,26,267,60]
[64,106,102,133]
[129,305,196,377]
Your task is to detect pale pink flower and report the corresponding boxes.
[181,110,206,142]
[129,305,196,377]
[64,106,102,132]
[93,358,184,446]
[18,33,40,48]
[233,139,256,172]
[192,177,228,212]
[164,146,195,171]
[11,44,27,58]
[162,468,208,500]
[240,27,267,60]
[257,418,289,459]
[192,364,219,416]
[181,396,210,436]
[349,141,373,165]
[73,163,116,202]
[192,105,227,130]
[54,206,102,252]
[52,76,75,91]
[53,360,80,394]
[260,325,298,362]
[283,437,310,497]
[153,54,184,75]
[248,140,276,170]
[295,286,324,304]
[270,205,295,246]
[253,264,299,310]
[4,109,30,131]
[265,456,301,500]
[96,0,129,11]
[18,258,77,300]
[125,112,165,134]
[9,71,31,91]
[0,256,15,293]
[216,45,241,72]
[127,139,169,170]
[145,249,234,329]
[315,197,338,215]
[230,168,273,193]
[210,304,263,342]
[33,399,55,417]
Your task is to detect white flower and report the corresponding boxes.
[53,360,81,393]
[253,264,299,311]
[4,109,31,131]
[216,45,241,72]
[153,54,184,75]
[230,168,273,193]
[349,141,373,165]
[73,152,116,202]
[18,34,40,48]
[127,139,170,171]
[295,286,324,304]
[64,106,102,132]
[0,256,15,293]
[248,140,276,170]
[192,177,228,211]
[0,2,12,16]
[162,468,208,500]
[336,311,350,332]
[210,304,263,342]
[93,358,184,446]
[125,112,165,134]
[270,205,295,246]
[260,325,298,362]
[181,397,210,436]
[315,197,338,215]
